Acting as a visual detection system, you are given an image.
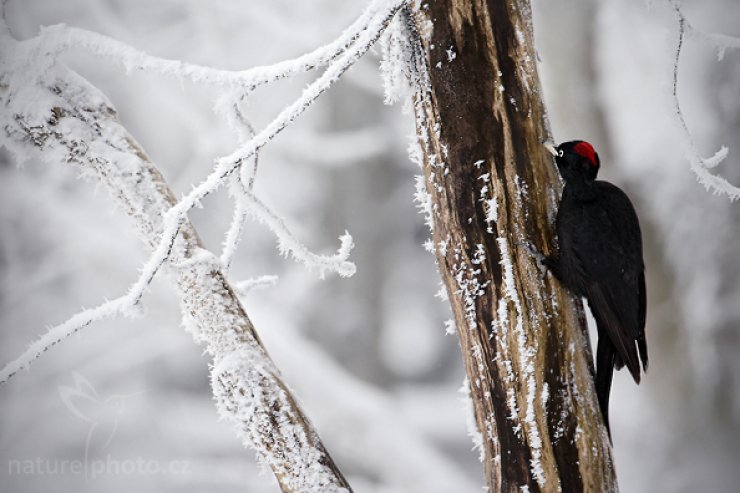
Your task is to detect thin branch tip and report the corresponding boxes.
[670,2,740,200]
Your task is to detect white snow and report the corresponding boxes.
[495,236,545,487]
[460,378,485,463]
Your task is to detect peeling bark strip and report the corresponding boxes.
[405,1,618,491]
[1,64,351,493]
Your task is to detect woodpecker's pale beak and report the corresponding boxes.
[543,141,558,157]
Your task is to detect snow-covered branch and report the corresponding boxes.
[36,0,405,92]
[234,275,280,296]
[0,296,132,384]
[669,0,740,200]
[220,106,258,273]
[0,52,354,493]
[671,0,740,61]
[219,106,355,278]
[242,191,357,278]
[212,0,404,173]
[0,0,414,489]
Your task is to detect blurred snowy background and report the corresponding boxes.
[1,0,739,491]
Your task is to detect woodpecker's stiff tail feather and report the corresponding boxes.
[595,334,616,435]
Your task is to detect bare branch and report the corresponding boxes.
[670,0,740,61]
[669,0,740,200]
[241,189,356,278]
[0,296,131,384]
[234,275,279,296]
[220,104,259,272]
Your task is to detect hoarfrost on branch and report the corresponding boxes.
[668,0,740,200]
[0,0,407,383]
[0,0,414,491]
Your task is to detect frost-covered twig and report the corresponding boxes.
[213,1,405,173]
[234,275,280,296]
[668,0,740,61]
[669,0,740,200]
[221,101,356,278]
[220,178,255,272]
[220,101,259,272]
[0,296,131,384]
[244,190,356,278]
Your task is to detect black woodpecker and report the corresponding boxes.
[543,140,648,435]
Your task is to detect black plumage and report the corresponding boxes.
[543,140,648,435]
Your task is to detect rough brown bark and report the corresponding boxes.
[405,1,618,491]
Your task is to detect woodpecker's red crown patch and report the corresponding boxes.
[574,141,598,167]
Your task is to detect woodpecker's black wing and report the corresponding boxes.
[587,282,641,381]
[582,181,647,381]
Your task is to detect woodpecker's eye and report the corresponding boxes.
[558,149,564,157]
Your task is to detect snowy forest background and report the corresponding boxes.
[1,0,739,491]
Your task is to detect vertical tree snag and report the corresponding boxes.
[405,2,618,492]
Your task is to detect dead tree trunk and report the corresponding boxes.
[404,2,618,491]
